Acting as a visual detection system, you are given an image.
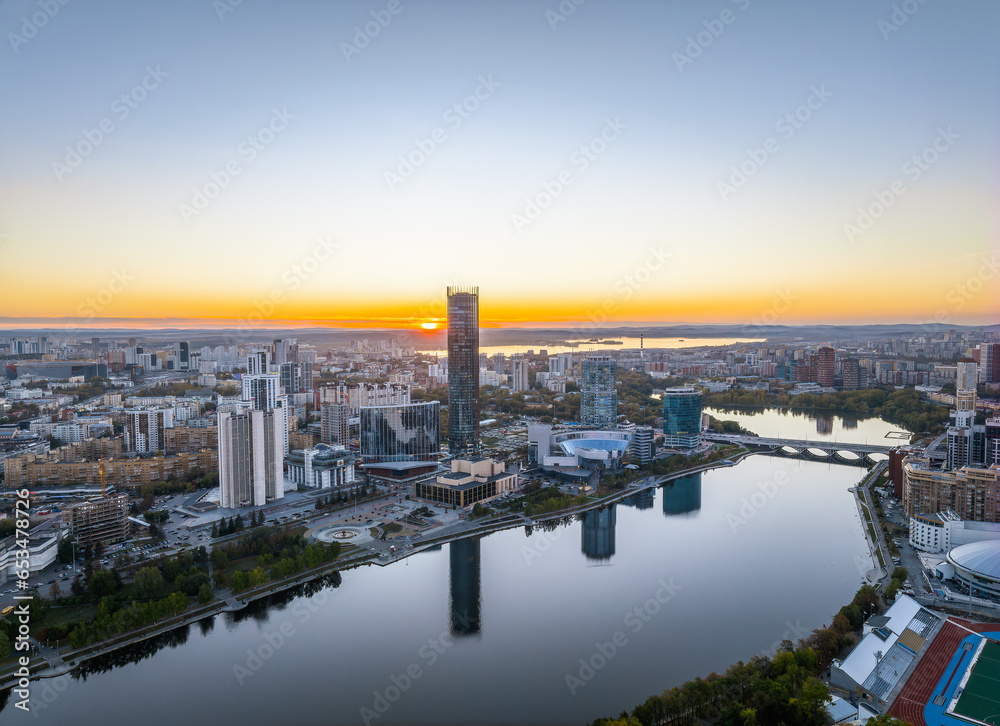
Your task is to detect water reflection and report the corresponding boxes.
[449,537,481,637]
[841,416,858,430]
[72,624,191,683]
[816,415,833,435]
[622,489,654,510]
[581,506,616,561]
[662,473,702,516]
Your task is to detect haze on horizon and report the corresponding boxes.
[1,0,998,329]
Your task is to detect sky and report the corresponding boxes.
[1,0,998,330]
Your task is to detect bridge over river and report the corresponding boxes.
[703,432,895,465]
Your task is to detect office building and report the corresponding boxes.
[447,286,479,455]
[662,387,703,449]
[630,425,655,464]
[280,361,312,394]
[580,355,617,428]
[124,408,174,453]
[273,338,298,366]
[317,382,411,415]
[178,341,190,370]
[359,401,441,462]
[218,409,285,508]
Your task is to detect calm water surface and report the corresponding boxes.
[9,455,873,726]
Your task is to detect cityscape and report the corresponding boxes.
[1,2,999,726]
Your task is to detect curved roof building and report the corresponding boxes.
[946,540,1000,598]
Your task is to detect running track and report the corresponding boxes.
[890,619,999,726]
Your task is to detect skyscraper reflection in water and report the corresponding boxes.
[661,473,702,516]
[581,505,616,560]
[622,488,654,510]
[449,537,481,636]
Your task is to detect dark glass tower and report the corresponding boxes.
[447,286,479,455]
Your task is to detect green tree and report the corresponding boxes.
[89,569,119,599]
[212,549,229,570]
[197,582,213,603]
[135,566,165,600]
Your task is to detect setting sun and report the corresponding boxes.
[420,322,439,330]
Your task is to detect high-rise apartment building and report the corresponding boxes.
[815,346,835,388]
[580,355,617,429]
[321,402,350,446]
[218,409,284,508]
[841,357,865,390]
[246,351,269,375]
[511,356,529,392]
[903,458,999,522]
[125,408,174,453]
[242,374,279,411]
[979,343,999,383]
[447,287,479,455]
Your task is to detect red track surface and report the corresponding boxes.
[889,618,997,726]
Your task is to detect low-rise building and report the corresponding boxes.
[285,444,356,489]
[415,457,516,508]
[909,510,1000,554]
[0,532,60,584]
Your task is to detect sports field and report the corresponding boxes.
[954,640,1000,725]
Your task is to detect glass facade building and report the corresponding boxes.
[359,401,441,462]
[580,355,617,429]
[662,387,703,449]
[447,287,480,455]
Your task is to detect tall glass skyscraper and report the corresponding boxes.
[662,387,703,448]
[447,287,479,455]
[580,355,617,428]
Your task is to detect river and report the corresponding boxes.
[9,449,875,725]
